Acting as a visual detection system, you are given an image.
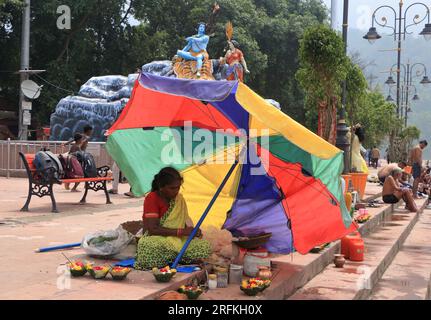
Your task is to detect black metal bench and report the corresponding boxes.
[19,152,113,213]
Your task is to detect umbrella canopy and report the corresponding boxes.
[105,73,356,255]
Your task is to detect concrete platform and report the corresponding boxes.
[288,198,428,300]
[369,206,431,300]
[0,169,414,301]
[0,177,142,222]
[201,196,406,300]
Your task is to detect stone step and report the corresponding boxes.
[369,206,431,300]
[288,198,428,300]
[201,199,410,300]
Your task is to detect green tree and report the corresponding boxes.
[296,24,349,144]
[399,126,421,161]
[1,0,329,137]
[355,91,401,149]
[114,0,328,121]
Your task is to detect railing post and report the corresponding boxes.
[7,138,11,179]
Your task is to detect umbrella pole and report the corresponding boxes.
[171,160,239,269]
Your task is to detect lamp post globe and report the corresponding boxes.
[420,75,431,85]
[385,76,396,85]
[363,27,382,44]
[420,24,431,41]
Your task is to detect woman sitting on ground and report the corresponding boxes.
[382,168,418,212]
[134,167,212,270]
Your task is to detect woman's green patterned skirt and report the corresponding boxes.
[134,235,212,270]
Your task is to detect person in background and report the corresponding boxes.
[108,162,120,195]
[371,146,380,169]
[409,140,428,199]
[378,161,407,184]
[61,125,93,152]
[366,148,372,167]
[64,133,84,192]
[382,168,417,212]
[418,167,431,197]
[81,125,93,150]
[350,124,369,173]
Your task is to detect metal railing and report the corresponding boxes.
[0,139,114,178]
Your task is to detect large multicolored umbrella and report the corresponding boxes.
[105,73,356,255]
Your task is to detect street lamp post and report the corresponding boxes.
[19,0,31,140]
[385,62,430,126]
[363,0,431,162]
[335,0,351,174]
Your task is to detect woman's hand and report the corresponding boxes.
[182,227,203,238]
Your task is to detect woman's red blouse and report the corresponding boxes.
[143,191,169,220]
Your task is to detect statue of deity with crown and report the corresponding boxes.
[173,22,214,80]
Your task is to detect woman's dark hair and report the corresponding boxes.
[151,167,183,192]
[73,133,83,142]
[355,127,365,143]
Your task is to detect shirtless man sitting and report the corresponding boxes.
[382,168,417,212]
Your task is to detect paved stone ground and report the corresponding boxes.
[0,169,384,300]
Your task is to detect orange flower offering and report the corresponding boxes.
[152,266,177,275]
[109,266,132,280]
[178,285,203,300]
[86,263,110,279]
[68,261,85,271]
[240,278,271,296]
[152,266,176,282]
[355,213,371,223]
[67,261,87,277]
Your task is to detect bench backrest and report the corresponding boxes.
[24,154,36,171]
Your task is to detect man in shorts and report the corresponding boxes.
[409,140,428,199]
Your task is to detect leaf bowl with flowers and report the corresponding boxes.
[355,213,371,224]
[240,278,271,296]
[109,266,132,281]
[86,263,110,279]
[67,261,87,277]
[152,266,177,283]
[178,285,203,300]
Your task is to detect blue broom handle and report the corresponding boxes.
[172,160,239,268]
[35,242,81,253]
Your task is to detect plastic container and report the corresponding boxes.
[216,271,228,288]
[341,231,362,259]
[404,166,412,175]
[349,239,365,262]
[341,175,352,194]
[350,173,368,200]
[229,264,243,285]
[208,274,217,290]
[344,192,353,212]
[214,265,229,288]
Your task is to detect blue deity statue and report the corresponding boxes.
[174,22,213,80]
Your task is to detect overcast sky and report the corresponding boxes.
[323,0,431,35]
